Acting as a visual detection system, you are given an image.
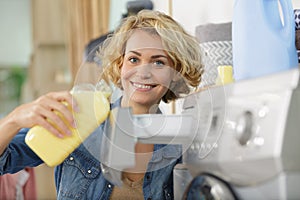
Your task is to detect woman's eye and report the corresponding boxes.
[154,60,165,66]
[129,57,138,63]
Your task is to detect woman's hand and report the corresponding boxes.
[5,91,77,138]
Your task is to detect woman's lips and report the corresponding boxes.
[131,81,157,90]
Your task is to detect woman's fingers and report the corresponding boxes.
[34,115,66,138]
[34,91,77,137]
[8,91,79,138]
[38,94,75,128]
[37,105,73,137]
[46,91,79,112]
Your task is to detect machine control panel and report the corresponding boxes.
[181,68,300,185]
[235,110,253,145]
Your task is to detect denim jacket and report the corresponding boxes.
[0,99,182,200]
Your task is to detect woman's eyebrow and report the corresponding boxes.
[128,50,141,56]
[151,55,168,59]
[128,50,168,59]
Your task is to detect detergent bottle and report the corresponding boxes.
[232,0,298,81]
[215,65,235,85]
[25,80,111,167]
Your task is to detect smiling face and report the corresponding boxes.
[120,29,175,113]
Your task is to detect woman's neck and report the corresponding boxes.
[121,98,159,114]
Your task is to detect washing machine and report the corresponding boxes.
[174,68,300,199]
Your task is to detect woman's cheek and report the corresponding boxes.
[121,65,137,80]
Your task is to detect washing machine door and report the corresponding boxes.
[183,173,239,200]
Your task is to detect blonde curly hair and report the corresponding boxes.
[98,10,203,103]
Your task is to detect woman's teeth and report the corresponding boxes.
[133,82,152,89]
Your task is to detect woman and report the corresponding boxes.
[0,10,203,199]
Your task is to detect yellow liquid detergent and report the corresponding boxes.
[25,91,110,167]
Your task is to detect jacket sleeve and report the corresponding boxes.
[0,128,43,175]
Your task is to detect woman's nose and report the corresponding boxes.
[136,64,152,79]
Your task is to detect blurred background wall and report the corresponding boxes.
[0,0,31,117]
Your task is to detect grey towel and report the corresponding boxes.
[195,22,232,43]
[195,22,232,87]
